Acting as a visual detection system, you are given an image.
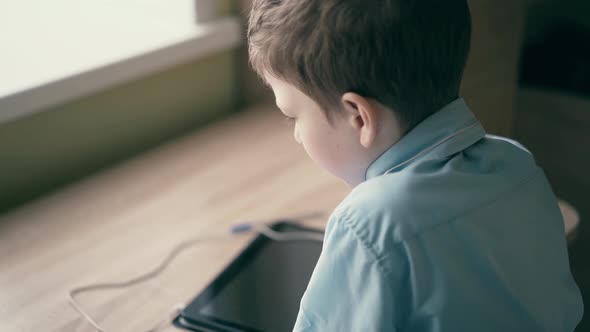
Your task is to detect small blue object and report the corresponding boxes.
[230,223,253,234]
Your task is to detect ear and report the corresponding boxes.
[341,92,378,148]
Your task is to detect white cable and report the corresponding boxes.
[68,215,325,332]
[69,236,223,332]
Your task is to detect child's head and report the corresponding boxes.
[248,0,472,186]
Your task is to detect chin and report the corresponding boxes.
[311,157,365,188]
[330,169,365,188]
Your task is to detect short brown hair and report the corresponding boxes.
[248,0,472,130]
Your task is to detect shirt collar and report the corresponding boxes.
[365,98,486,180]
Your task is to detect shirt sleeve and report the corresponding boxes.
[293,213,402,332]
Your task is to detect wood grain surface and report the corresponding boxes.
[0,104,348,332]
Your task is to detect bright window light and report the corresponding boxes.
[0,0,240,123]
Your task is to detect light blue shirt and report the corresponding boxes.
[293,99,583,332]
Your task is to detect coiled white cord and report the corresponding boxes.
[69,214,325,332]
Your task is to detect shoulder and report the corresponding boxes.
[332,135,542,246]
[330,171,426,252]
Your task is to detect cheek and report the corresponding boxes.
[298,123,353,180]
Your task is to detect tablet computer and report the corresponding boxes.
[173,221,323,332]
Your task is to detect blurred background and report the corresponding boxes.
[0,0,588,330]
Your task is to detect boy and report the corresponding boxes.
[248,0,583,331]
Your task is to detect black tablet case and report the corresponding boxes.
[174,221,323,332]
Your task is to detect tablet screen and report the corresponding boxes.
[178,222,323,332]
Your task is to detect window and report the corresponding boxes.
[0,0,241,123]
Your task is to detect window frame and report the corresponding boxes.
[0,0,241,124]
[195,0,218,23]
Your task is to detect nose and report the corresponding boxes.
[294,125,302,144]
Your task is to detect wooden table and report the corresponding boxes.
[0,105,348,332]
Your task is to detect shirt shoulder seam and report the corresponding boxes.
[399,166,543,243]
[334,166,542,273]
[335,211,396,277]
